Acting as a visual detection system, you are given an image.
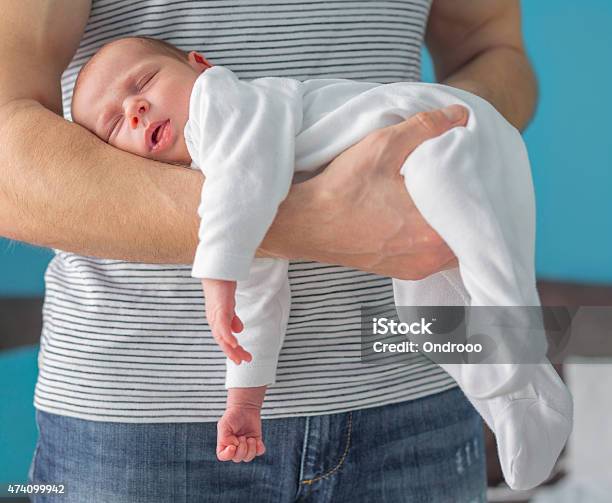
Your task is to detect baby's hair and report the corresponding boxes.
[131,36,189,61]
[71,36,189,118]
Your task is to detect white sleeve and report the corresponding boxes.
[185,66,302,281]
[224,258,291,388]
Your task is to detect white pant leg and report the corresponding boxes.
[393,268,485,394]
[391,106,572,490]
[225,258,290,388]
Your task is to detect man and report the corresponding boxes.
[0,1,536,501]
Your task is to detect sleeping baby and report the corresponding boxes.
[71,36,572,490]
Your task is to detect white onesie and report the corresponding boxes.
[185,64,543,388]
[184,66,572,490]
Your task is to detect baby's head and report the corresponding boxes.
[71,37,212,164]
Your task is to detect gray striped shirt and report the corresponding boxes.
[35,0,456,422]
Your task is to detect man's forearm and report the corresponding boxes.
[0,0,456,277]
[0,99,204,263]
[441,45,537,131]
[0,98,462,272]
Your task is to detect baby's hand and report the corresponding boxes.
[217,406,266,462]
[202,278,252,365]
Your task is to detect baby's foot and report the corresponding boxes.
[217,405,266,463]
[469,362,573,490]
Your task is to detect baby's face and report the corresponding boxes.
[72,39,209,165]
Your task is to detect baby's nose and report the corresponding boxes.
[129,104,147,129]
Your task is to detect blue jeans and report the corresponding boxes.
[28,387,486,502]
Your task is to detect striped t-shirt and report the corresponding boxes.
[35,0,456,423]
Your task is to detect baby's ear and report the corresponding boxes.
[187,51,213,72]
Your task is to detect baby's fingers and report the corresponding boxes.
[216,429,239,462]
[232,436,248,463]
[217,340,241,364]
[211,314,239,349]
[217,444,237,462]
[255,439,266,456]
[243,437,257,462]
[231,314,244,334]
[213,312,244,357]
[217,340,251,365]
[233,345,252,363]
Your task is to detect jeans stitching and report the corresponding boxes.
[297,416,310,485]
[300,412,352,485]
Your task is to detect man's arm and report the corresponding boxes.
[1,101,205,263]
[0,0,462,278]
[0,0,206,263]
[426,0,537,130]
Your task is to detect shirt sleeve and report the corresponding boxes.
[224,258,290,388]
[185,66,303,281]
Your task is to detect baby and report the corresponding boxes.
[71,36,572,490]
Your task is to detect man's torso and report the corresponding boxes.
[35,0,456,423]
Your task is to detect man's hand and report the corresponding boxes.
[261,105,468,280]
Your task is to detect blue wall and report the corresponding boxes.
[0,346,38,482]
[524,0,612,283]
[421,1,612,284]
[0,241,52,297]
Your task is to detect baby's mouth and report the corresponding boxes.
[146,119,172,152]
